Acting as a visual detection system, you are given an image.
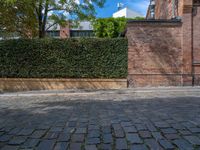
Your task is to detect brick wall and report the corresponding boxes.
[126,20,184,87]
[60,23,70,38]
[193,6,200,85]
[127,0,200,87]
[147,0,184,19]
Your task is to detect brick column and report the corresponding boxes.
[193,6,200,85]
[181,0,193,85]
[60,23,70,38]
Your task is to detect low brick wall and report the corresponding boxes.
[0,78,127,92]
[126,20,185,87]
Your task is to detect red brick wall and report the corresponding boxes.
[147,0,184,19]
[193,7,200,85]
[126,21,184,87]
[60,23,70,38]
[128,0,200,87]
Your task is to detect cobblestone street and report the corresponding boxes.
[0,88,200,150]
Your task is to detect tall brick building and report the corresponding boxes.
[126,0,200,87]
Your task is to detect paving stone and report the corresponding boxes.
[101,144,112,150]
[1,89,200,150]
[88,125,99,131]
[50,127,63,132]
[130,144,148,150]
[44,132,59,139]
[37,139,56,150]
[189,128,200,133]
[173,139,194,150]
[151,132,165,140]
[146,123,157,132]
[161,128,177,134]
[102,127,111,134]
[0,131,4,136]
[17,128,34,136]
[54,142,69,150]
[123,126,137,133]
[114,129,125,138]
[126,133,143,144]
[182,122,197,128]
[87,130,100,138]
[144,139,163,150]
[103,134,113,144]
[184,135,200,145]
[171,123,186,130]
[0,134,12,142]
[67,121,77,127]
[1,145,19,150]
[79,122,88,128]
[85,145,97,150]
[158,139,175,150]
[75,128,87,134]
[31,130,46,138]
[112,124,122,130]
[154,122,170,128]
[69,143,81,150]
[135,124,147,131]
[8,136,27,145]
[57,133,70,142]
[8,128,22,135]
[121,122,132,127]
[22,138,40,148]
[139,131,152,138]
[164,133,181,140]
[1,126,14,133]
[71,134,85,142]
[115,138,128,150]
[178,130,192,135]
[87,138,100,145]
[63,127,75,134]
[36,124,51,130]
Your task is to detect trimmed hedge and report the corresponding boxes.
[0,38,128,78]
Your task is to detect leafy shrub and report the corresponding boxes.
[0,38,128,78]
[92,17,145,38]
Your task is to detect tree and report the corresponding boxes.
[92,17,144,38]
[0,0,105,38]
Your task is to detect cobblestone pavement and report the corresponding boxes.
[0,88,200,150]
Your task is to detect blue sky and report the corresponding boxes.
[96,0,149,18]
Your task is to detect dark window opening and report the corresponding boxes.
[46,31,60,37]
[194,0,200,5]
[70,30,94,37]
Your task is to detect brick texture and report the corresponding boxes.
[127,0,200,87]
[127,21,183,87]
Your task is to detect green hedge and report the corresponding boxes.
[0,38,128,78]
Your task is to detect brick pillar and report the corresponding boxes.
[193,6,200,85]
[60,23,70,38]
[181,0,193,85]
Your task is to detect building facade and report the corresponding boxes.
[47,21,94,38]
[113,7,143,18]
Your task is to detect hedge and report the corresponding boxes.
[0,38,128,78]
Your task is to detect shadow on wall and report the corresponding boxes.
[127,22,183,86]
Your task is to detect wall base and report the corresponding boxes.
[128,74,194,87]
[0,78,127,92]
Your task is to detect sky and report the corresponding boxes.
[95,0,150,18]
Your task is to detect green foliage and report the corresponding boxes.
[93,17,145,38]
[0,0,105,38]
[0,38,128,78]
